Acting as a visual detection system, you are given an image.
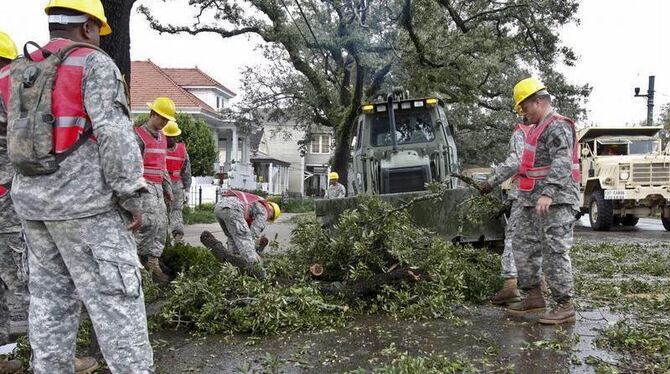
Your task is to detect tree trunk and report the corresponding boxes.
[100,0,136,88]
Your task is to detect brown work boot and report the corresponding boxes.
[538,299,576,325]
[146,256,170,284]
[491,278,521,305]
[0,359,22,374]
[75,356,100,374]
[506,287,546,316]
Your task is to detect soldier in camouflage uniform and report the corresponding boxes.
[162,121,192,244]
[504,78,580,325]
[213,190,281,279]
[134,97,176,284]
[325,172,346,199]
[480,118,532,305]
[0,30,26,373]
[0,4,154,372]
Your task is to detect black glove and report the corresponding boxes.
[479,181,494,195]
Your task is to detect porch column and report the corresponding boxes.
[231,127,238,162]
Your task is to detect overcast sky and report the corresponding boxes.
[1,0,668,126]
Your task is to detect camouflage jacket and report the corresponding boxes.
[218,196,267,239]
[2,42,147,220]
[516,111,580,208]
[488,126,526,201]
[325,183,346,199]
[0,91,21,233]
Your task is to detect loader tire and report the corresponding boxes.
[589,190,613,231]
[620,215,639,227]
[662,216,670,232]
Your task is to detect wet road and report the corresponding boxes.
[575,216,670,243]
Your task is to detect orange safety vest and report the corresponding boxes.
[518,114,580,192]
[222,189,274,226]
[0,183,9,198]
[166,143,187,182]
[0,39,96,153]
[135,126,167,184]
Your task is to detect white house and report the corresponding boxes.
[252,118,335,197]
[130,60,256,190]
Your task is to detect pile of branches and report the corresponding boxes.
[152,195,501,335]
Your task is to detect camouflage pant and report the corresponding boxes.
[168,181,185,237]
[136,183,167,258]
[512,204,577,302]
[23,210,154,373]
[0,231,27,345]
[501,201,521,279]
[214,203,263,268]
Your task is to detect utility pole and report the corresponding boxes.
[634,75,655,126]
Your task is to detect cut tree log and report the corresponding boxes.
[319,268,422,298]
[200,230,265,279]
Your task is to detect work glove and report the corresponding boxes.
[119,193,145,232]
[164,189,175,204]
[478,181,494,195]
[255,235,269,253]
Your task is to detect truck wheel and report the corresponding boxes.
[620,215,639,227]
[589,190,613,231]
[612,215,621,226]
[662,217,670,231]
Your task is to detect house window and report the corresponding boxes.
[216,96,222,110]
[311,134,332,154]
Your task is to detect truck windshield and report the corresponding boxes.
[596,139,660,155]
[370,111,435,147]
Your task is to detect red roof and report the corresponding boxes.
[163,67,236,97]
[130,60,218,115]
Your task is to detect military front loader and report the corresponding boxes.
[315,92,504,247]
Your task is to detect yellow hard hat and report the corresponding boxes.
[44,0,112,36]
[513,77,547,113]
[268,202,281,222]
[147,97,176,121]
[328,172,339,180]
[0,31,17,60]
[162,121,182,137]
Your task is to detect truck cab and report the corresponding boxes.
[578,126,670,231]
[349,95,458,195]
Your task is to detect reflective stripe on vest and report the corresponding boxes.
[517,114,581,192]
[135,125,167,184]
[222,189,273,226]
[166,143,187,182]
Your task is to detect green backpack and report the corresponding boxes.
[7,41,106,176]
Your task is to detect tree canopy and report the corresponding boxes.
[140,0,590,181]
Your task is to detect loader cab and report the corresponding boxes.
[350,95,458,195]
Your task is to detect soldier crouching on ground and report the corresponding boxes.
[204,190,281,279]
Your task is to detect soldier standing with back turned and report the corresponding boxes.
[1,1,154,371]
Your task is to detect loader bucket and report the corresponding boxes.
[314,188,505,248]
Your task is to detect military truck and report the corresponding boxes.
[315,92,504,246]
[578,126,670,231]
